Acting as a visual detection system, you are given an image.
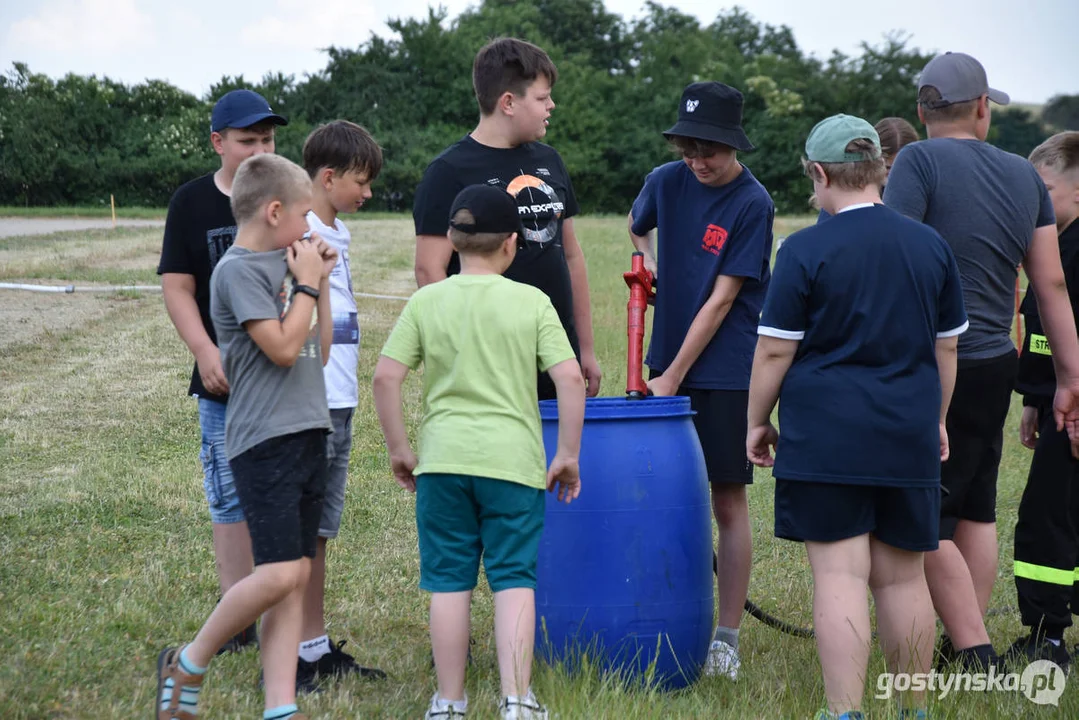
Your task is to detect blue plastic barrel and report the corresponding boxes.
[535,396,713,689]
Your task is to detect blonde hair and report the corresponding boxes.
[803,138,887,191]
[230,154,312,225]
[1029,131,1079,176]
[448,208,513,254]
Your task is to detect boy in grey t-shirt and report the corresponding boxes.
[885,51,1079,671]
[155,154,336,720]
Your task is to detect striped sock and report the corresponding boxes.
[264,704,299,720]
[159,647,207,715]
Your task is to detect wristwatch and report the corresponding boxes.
[294,283,320,300]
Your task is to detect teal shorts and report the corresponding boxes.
[416,473,544,593]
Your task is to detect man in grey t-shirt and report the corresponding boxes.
[885,51,1079,669]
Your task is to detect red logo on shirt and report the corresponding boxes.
[701,224,728,255]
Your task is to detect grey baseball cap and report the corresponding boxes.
[918,52,1010,108]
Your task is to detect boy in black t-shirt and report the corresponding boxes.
[157,90,287,652]
[748,115,967,720]
[412,37,600,400]
[1007,132,1079,671]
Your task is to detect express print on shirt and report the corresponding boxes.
[506,173,566,246]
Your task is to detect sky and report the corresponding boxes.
[1,0,1077,104]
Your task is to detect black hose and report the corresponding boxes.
[713,550,1017,640]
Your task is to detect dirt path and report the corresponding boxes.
[0,217,164,238]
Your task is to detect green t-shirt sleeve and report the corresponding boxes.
[381,298,423,370]
[536,297,576,372]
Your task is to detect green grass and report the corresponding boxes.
[0,207,418,221]
[0,205,168,219]
[0,216,1074,718]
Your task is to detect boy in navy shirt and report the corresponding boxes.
[628,81,774,679]
[748,115,967,720]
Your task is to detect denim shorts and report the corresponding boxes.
[320,407,354,539]
[198,398,244,524]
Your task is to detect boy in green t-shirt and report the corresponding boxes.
[373,184,585,720]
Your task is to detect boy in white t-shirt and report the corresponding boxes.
[296,120,385,689]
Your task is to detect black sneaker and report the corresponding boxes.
[955,644,999,672]
[216,623,258,655]
[1003,634,1071,673]
[310,639,387,681]
[934,635,956,671]
[257,665,323,695]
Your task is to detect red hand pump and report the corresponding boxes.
[623,251,656,399]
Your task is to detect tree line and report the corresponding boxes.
[1,1,1075,215]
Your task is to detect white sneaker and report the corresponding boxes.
[499,689,549,720]
[424,692,468,719]
[703,639,741,680]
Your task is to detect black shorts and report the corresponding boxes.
[649,371,752,485]
[229,429,328,566]
[775,479,940,552]
[939,351,1017,539]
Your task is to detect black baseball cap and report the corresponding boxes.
[664,82,755,152]
[449,185,522,234]
[211,89,288,133]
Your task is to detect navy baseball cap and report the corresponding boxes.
[211,90,288,133]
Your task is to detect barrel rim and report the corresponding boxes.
[539,396,695,420]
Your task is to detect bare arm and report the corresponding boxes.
[244,295,318,368]
[372,356,412,458]
[317,275,332,366]
[546,357,586,502]
[746,335,799,467]
[935,335,959,422]
[243,241,325,368]
[747,336,798,427]
[415,234,453,288]
[372,355,417,492]
[648,274,745,396]
[563,219,602,396]
[161,272,228,394]
[936,334,959,462]
[627,212,657,274]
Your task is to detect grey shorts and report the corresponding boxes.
[321,407,354,539]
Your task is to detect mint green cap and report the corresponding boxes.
[805,114,882,163]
